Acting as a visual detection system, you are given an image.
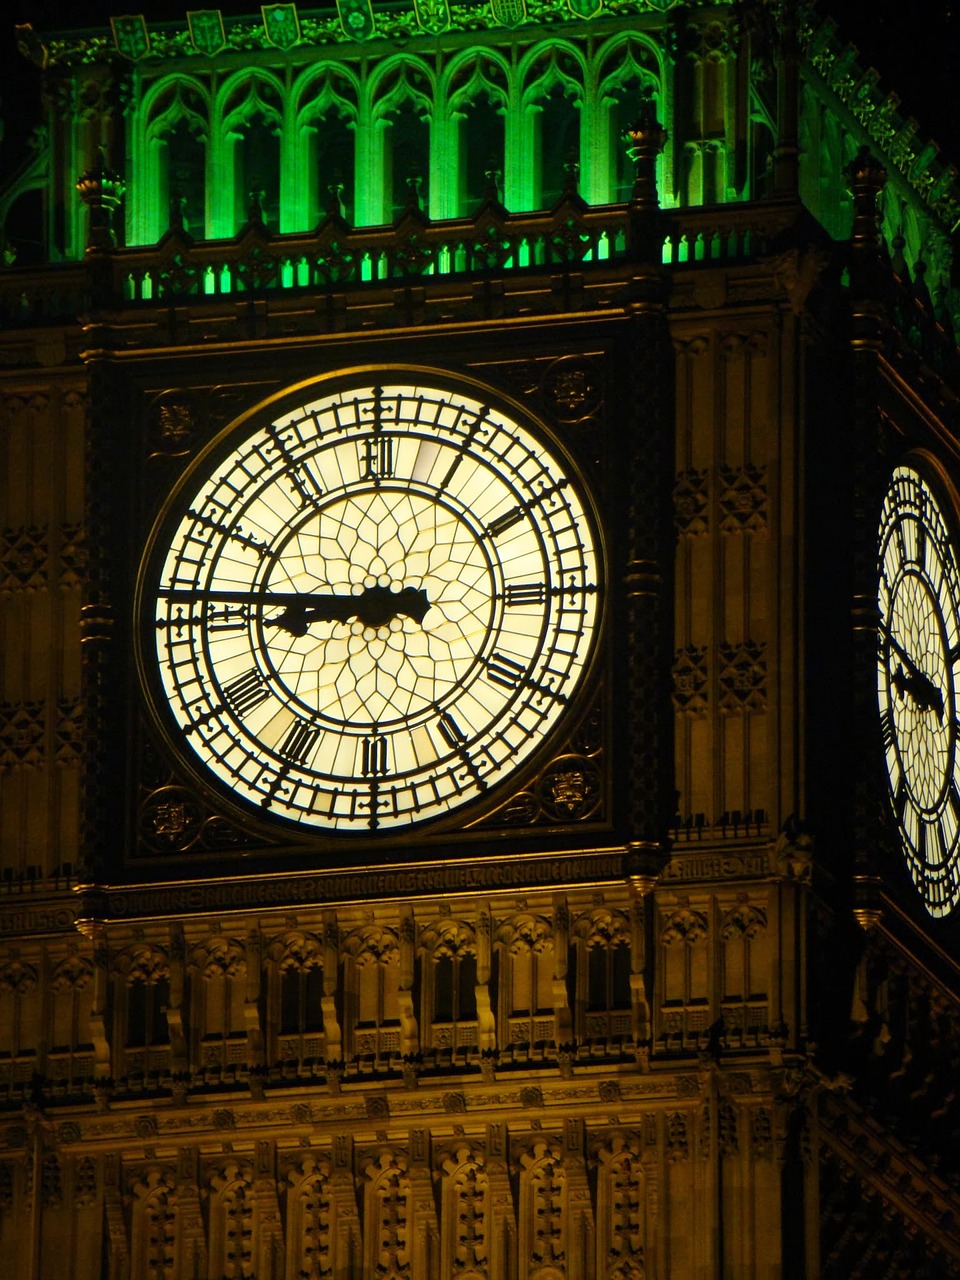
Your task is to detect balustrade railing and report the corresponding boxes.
[0,199,806,328]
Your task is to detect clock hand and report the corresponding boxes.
[883,628,945,720]
[891,663,945,721]
[267,584,431,636]
[161,584,431,636]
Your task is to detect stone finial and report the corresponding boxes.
[75,148,125,251]
[326,181,346,219]
[624,89,668,211]
[844,146,887,250]
[404,173,423,213]
[248,180,265,226]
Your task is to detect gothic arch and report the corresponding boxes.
[419,918,479,1053]
[282,1153,334,1278]
[360,1149,411,1279]
[210,70,285,235]
[437,1144,489,1276]
[128,1165,179,1280]
[132,75,211,243]
[342,925,400,1059]
[293,62,361,228]
[437,49,511,217]
[593,35,664,203]
[205,1158,255,1279]
[362,56,435,223]
[594,1133,651,1280]
[515,40,587,210]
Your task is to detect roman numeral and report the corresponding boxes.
[208,604,251,632]
[279,718,321,766]
[486,652,526,689]
[263,424,324,508]
[223,668,269,717]
[880,709,895,750]
[505,582,546,606]
[487,506,525,538]
[437,711,465,749]
[363,435,394,480]
[362,735,388,776]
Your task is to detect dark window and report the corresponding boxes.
[385,102,429,220]
[460,98,504,215]
[127,978,170,1048]
[315,113,355,223]
[234,117,280,230]
[538,86,580,208]
[165,119,205,236]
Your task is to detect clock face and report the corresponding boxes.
[877,463,960,917]
[138,373,601,834]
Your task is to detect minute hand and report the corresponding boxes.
[161,584,431,635]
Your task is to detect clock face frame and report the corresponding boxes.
[877,461,960,917]
[136,369,603,836]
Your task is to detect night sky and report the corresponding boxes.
[1,0,959,187]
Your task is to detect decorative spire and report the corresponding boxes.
[248,181,266,226]
[623,89,667,264]
[75,147,125,251]
[845,146,889,306]
[624,89,667,212]
[404,173,423,213]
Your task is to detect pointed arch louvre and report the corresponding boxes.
[124,34,669,247]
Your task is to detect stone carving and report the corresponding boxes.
[718,641,767,713]
[50,955,93,992]
[447,1154,488,1275]
[542,357,603,422]
[497,912,552,954]
[113,943,169,984]
[41,1154,63,1208]
[74,1156,97,1207]
[0,525,47,592]
[718,1101,739,1156]
[666,1112,689,1161]
[54,697,84,766]
[660,909,708,946]
[718,464,767,533]
[0,701,45,769]
[189,935,247,979]
[673,470,709,534]
[135,1115,159,1139]
[419,918,477,959]
[672,647,708,716]
[58,522,87,587]
[750,1107,773,1159]
[474,701,604,829]
[0,960,38,994]
[719,903,768,941]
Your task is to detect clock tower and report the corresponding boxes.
[1,1,960,1276]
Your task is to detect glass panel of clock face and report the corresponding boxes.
[146,380,601,832]
[877,464,960,917]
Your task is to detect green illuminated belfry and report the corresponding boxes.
[2,2,960,1278]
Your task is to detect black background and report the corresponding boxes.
[1,1,959,183]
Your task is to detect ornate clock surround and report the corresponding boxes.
[135,365,605,843]
[877,453,960,919]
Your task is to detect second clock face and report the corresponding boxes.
[140,374,601,833]
[878,463,960,917]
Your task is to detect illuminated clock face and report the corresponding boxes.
[139,375,601,833]
[878,463,960,916]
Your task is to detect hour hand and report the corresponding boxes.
[891,662,944,720]
[269,584,431,636]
